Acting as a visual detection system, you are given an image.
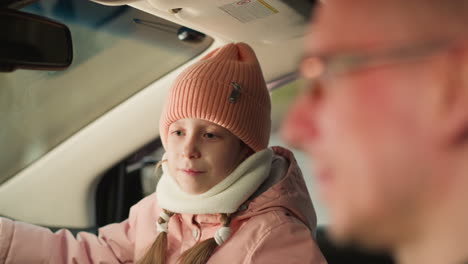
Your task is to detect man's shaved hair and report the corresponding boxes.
[406,0,468,36]
[318,0,468,39]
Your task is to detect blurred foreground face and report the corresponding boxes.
[282,0,458,248]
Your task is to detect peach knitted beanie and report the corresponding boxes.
[159,43,271,152]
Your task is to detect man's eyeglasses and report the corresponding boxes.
[299,39,457,82]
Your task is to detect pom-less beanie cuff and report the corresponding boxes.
[159,43,271,152]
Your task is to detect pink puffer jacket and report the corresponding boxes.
[0,146,326,264]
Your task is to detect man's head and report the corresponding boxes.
[282,0,468,250]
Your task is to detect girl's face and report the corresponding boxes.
[166,118,249,194]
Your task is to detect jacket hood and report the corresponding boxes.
[235,146,317,232]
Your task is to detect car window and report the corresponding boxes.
[0,0,213,184]
[270,78,302,131]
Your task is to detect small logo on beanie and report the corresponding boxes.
[229,82,242,103]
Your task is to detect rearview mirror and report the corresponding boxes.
[0,8,73,72]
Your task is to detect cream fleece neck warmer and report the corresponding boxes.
[156,148,273,214]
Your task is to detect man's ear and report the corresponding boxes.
[439,43,468,147]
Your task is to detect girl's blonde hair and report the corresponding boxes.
[137,208,174,264]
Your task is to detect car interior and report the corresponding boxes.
[1,0,394,263]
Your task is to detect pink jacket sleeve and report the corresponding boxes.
[246,220,327,264]
[0,213,136,264]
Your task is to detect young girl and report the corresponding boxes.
[0,43,326,264]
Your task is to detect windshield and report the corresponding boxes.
[0,0,213,184]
